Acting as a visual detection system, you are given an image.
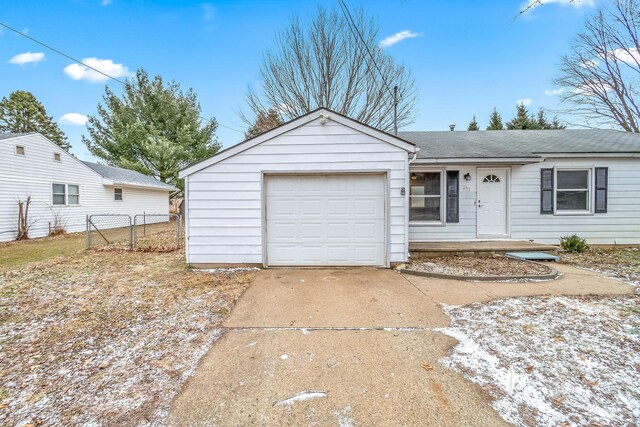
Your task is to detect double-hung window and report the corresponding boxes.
[410,172,442,222]
[556,169,589,212]
[52,183,79,205]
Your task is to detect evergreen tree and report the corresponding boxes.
[467,115,479,131]
[506,103,538,130]
[486,107,504,130]
[536,108,550,129]
[245,108,284,139]
[83,69,220,195]
[550,115,566,129]
[0,90,69,150]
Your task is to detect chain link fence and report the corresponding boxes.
[86,213,182,252]
[133,213,181,251]
[86,214,133,250]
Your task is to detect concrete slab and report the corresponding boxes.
[403,263,633,306]
[167,329,509,427]
[224,268,449,328]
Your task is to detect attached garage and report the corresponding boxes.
[179,108,415,268]
[265,173,387,266]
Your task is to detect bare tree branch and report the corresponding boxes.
[241,6,418,133]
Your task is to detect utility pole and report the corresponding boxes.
[393,85,398,136]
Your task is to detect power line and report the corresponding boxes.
[0,21,244,134]
[336,0,395,99]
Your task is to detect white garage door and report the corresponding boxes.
[265,174,387,266]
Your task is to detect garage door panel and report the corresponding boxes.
[266,174,386,266]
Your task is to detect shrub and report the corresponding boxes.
[560,234,589,253]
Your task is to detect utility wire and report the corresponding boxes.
[336,0,395,99]
[0,21,244,134]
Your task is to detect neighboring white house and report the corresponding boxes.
[1,132,176,242]
[179,108,640,268]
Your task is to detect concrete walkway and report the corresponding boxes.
[167,266,633,426]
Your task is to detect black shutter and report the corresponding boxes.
[594,167,608,213]
[540,168,554,214]
[446,171,459,223]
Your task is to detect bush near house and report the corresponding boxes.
[560,234,589,253]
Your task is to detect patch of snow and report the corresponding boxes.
[274,391,327,406]
[334,405,355,427]
[280,354,288,360]
[197,267,260,273]
[437,296,640,427]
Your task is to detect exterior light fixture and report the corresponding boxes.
[464,173,472,181]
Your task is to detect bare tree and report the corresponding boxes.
[243,6,417,133]
[16,196,32,241]
[554,0,640,132]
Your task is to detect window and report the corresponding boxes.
[114,188,123,201]
[68,185,79,205]
[556,170,589,212]
[52,183,79,205]
[483,174,501,183]
[410,172,442,222]
[52,183,66,205]
[54,153,61,162]
[15,145,25,156]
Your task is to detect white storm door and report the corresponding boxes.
[265,174,386,266]
[476,168,509,237]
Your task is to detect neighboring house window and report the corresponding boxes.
[15,145,25,156]
[52,183,79,205]
[114,188,123,201]
[556,169,590,212]
[410,171,443,222]
[52,183,66,205]
[68,185,80,205]
[54,153,61,162]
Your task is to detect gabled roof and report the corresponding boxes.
[400,129,640,159]
[83,161,177,191]
[0,132,35,140]
[180,108,416,177]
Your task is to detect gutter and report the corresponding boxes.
[410,157,544,165]
[102,179,177,192]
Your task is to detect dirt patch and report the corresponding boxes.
[438,295,640,427]
[408,255,551,278]
[562,248,640,286]
[0,237,256,426]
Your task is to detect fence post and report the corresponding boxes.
[85,214,90,249]
[129,215,133,251]
[143,211,146,237]
[178,215,182,249]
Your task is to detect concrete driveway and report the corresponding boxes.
[167,266,632,426]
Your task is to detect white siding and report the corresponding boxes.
[186,117,409,265]
[409,159,640,245]
[0,134,170,242]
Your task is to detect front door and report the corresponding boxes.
[477,168,508,237]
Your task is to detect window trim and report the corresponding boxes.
[553,168,593,215]
[114,187,123,201]
[409,169,446,226]
[15,145,26,156]
[51,183,80,206]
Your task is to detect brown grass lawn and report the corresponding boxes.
[0,230,256,426]
[562,247,640,285]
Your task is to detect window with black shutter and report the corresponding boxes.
[540,168,554,214]
[446,171,459,223]
[594,167,608,213]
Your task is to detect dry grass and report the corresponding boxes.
[562,248,640,286]
[0,230,256,426]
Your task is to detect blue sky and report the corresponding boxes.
[1,0,599,161]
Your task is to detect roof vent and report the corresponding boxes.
[449,124,455,131]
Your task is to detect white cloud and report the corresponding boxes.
[9,51,45,65]
[517,98,532,106]
[63,57,132,82]
[101,0,112,5]
[379,30,420,48]
[580,59,599,68]
[202,3,215,21]
[609,47,640,64]
[59,113,88,126]
[544,88,564,96]
[523,0,595,12]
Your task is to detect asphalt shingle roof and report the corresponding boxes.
[0,132,34,140]
[82,161,176,191]
[398,129,640,159]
